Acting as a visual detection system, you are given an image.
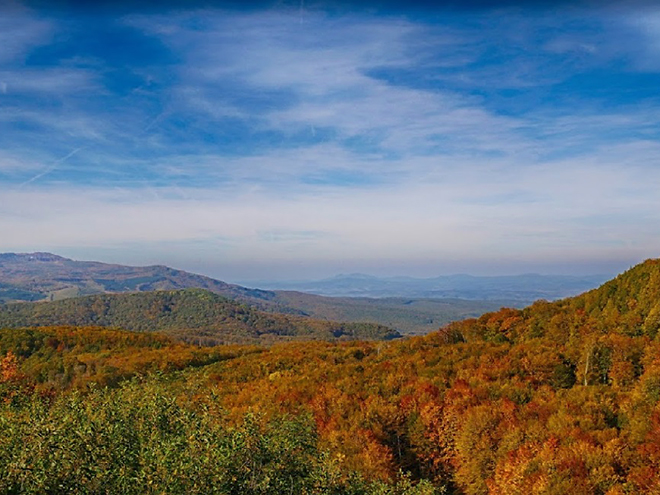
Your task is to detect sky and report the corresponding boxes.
[0,0,659,282]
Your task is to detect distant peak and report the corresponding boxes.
[0,252,69,262]
[331,273,378,280]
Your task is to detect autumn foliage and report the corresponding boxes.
[4,259,660,493]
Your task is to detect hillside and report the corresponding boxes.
[0,327,436,495]
[0,325,254,390]
[168,258,660,493]
[0,289,400,345]
[0,252,521,334]
[442,258,660,345]
[3,259,660,493]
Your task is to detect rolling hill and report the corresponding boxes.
[0,288,400,345]
[0,252,273,304]
[157,257,660,492]
[441,257,660,345]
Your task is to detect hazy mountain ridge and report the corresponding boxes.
[245,271,611,300]
[270,291,522,334]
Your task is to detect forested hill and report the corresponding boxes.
[0,326,254,390]
[442,258,660,345]
[160,257,660,493]
[5,260,660,492]
[0,289,400,345]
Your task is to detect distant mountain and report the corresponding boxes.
[0,252,527,334]
[244,272,611,300]
[0,288,400,345]
[0,252,277,304]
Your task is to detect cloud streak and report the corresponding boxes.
[19,147,85,187]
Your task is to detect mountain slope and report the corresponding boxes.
[165,258,660,492]
[0,289,400,345]
[442,258,660,345]
[0,325,251,390]
[0,252,275,305]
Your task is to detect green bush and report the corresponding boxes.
[0,378,442,495]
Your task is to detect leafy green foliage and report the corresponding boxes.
[0,377,443,495]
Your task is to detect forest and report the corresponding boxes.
[0,289,400,345]
[2,259,660,493]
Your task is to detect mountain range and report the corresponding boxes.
[0,252,271,304]
[0,252,525,334]
[243,271,611,300]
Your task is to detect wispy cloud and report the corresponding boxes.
[623,7,660,69]
[0,3,658,277]
[19,147,85,187]
[3,135,659,263]
[0,6,53,64]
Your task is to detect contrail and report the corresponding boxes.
[19,147,85,187]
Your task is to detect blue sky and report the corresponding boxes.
[1,0,659,281]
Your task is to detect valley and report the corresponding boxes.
[0,253,529,335]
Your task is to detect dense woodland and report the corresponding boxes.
[0,289,399,345]
[3,260,660,493]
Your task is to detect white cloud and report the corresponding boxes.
[3,133,660,267]
[129,11,522,155]
[1,6,659,277]
[0,6,52,64]
[617,7,660,70]
[0,68,98,95]
[0,153,45,174]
